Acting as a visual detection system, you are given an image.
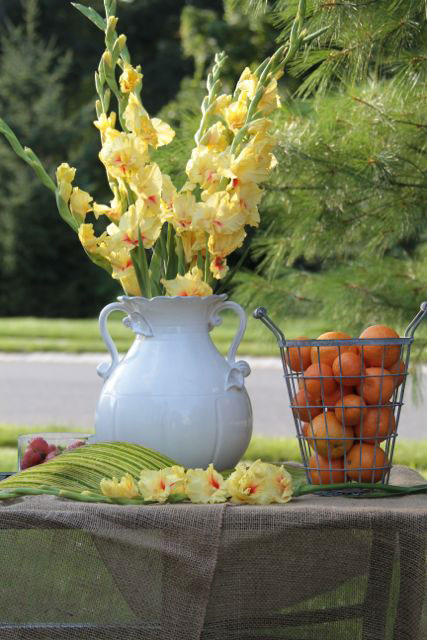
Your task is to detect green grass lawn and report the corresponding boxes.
[1,425,426,478]
[0,315,333,356]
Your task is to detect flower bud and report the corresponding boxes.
[116,34,127,51]
[102,51,112,69]
[107,16,118,32]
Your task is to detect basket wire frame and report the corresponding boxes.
[253,303,427,493]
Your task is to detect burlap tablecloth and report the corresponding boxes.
[0,465,425,640]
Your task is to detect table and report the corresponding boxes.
[0,465,425,640]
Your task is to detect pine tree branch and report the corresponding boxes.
[352,96,427,129]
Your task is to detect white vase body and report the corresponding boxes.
[93,294,252,469]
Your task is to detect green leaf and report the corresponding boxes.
[149,241,164,297]
[55,191,79,233]
[130,246,146,297]
[0,119,56,193]
[176,236,186,276]
[165,224,178,280]
[71,3,106,31]
[131,232,152,298]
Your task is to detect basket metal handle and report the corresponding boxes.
[255,302,427,343]
[404,302,427,338]
[253,307,286,345]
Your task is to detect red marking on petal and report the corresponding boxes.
[248,485,258,494]
[209,473,220,489]
[148,195,157,203]
[232,178,239,188]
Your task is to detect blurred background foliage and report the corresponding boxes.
[0,0,426,334]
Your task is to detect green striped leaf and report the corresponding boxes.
[0,442,177,494]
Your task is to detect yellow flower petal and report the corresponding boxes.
[70,187,93,223]
[56,162,76,203]
[223,91,248,132]
[100,473,139,498]
[227,460,293,505]
[138,466,186,503]
[119,62,143,93]
[161,267,213,297]
[185,464,228,504]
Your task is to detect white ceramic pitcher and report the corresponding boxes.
[93,294,252,469]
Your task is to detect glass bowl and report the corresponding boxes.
[18,432,91,471]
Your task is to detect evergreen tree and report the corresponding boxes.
[230,0,427,334]
[0,0,117,316]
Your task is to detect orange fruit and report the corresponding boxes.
[332,351,365,386]
[322,387,352,410]
[346,443,389,482]
[285,337,312,372]
[358,325,401,368]
[310,331,358,367]
[307,454,346,485]
[299,362,337,397]
[357,367,395,405]
[353,404,396,444]
[389,359,406,388]
[304,412,354,459]
[291,388,321,423]
[334,394,367,427]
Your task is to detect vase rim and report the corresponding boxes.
[118,293,228,303]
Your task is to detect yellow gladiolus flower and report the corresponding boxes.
[214,93,232,115]
[160,173,176,213]
[200,122,230,152]
[124,94,175,148]
[236,67,258,98]
[129,163,163,212]
[100,473,139,499]
[78,223,102,253]
[164,191,200,234]
[247,117,272,136]
[208,228,246,257]
[99,129,148,180]
[185,464,228,504]
[104,201,162,251]
[138,466,186,503]
[162,267,213,297]
[137,210,163,248]
[223,91,248,132]
[94,111,117,140]
[236,68,280,114]
[69,187,93,223]
[229,181,262,227]
[220,136,277,185]
[227,460,293,505]
[119,62,143,93]
[204,191,247,235]
[210,255,229,280]
[185,146,221,190]
[56,162,76,203]
[180,230,206,263]
[151,117,175,147]
[258,77,281,115]
[93,194,124,223]
[120,268,142,296]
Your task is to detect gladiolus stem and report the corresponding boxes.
[294,482,427,498]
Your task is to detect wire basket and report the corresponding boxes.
[254,303,427,493]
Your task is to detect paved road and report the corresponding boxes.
[0,353,426,439]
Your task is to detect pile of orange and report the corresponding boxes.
[287,325,405,484]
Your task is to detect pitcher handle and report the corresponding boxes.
[97,301,128,381]
[210,300,251,390]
